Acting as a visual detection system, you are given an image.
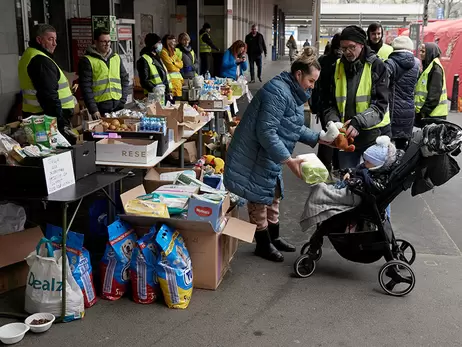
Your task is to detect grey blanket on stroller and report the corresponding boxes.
[300,183,362,232]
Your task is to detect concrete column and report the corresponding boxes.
[224,0,233,48]
[187,0,200,58]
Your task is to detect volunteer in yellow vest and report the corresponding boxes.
[367,22,393,60]
[160,35,184,99]
[78,29,129,119]
[18,24,76,141]
[199,23,220,76]
[136,33,172,104]
[325,25,390,169]
[177,32,200,79]
[415,42,448,125]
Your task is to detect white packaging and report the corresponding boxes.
[296,153,329,185]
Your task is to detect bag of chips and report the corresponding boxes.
[130,227,159,304]
[100,220,137,300]
[155,225,193,309]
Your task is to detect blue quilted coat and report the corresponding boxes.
[385,51,420,139]
[224,71,320,205]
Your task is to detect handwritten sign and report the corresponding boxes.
[43,152,76,195]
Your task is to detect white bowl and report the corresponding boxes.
[25,313,55,333]
[0,322,29,344]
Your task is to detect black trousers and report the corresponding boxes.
[200,52,213,76]
[317,112,338,172]
[249,55,262,80]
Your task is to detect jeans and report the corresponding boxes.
[249,55,262,81]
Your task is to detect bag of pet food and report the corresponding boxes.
[100,219,137,300]
[46,225,97,308]
[155,225,193,309]
[130,227,159,304]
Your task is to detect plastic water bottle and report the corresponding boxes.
[205,71,211,80]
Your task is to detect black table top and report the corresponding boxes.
[0,172,126,203]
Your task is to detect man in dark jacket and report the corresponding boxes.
[367,22,393,60]
[18,24,75,139]
[325,25,390,169]
[79,29,129,118]
[385,36,420,150]
[199,23,220,76]
[245,25,267,83]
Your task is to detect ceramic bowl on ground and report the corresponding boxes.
[25,313,55,333]
[0,322,29,344]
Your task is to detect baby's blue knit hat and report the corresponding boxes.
[363,136,395,169]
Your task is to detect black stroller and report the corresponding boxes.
[294,120,462,296]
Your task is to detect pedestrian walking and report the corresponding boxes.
[303,39,311,47]
[286,35,298,63]
[199,23,220,76]
[245,24,267,83]
[220,40,248,80]
[385,36,420,150]
[325,25,390,169]
[367,22,393,60]
[177,32,200,79]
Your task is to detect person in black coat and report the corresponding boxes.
[245,25,267,83]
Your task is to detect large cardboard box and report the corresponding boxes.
[0,227,43,294]
[143,167,202,193]
[120,187,256,290]
[96,138,158,164]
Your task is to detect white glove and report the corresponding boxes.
[319,121,340,143]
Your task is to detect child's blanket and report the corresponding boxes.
[300,183,361,231]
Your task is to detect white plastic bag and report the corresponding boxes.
[25,238,85,322]
[0,203,26,235]
[297,153,329,185]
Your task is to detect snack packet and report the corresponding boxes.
[100,220,137,300]
[32,116,49,147]
[155,225,193,309]
[130,227,159,304]
[22,116,35,144]
[45,116,58,148]
[124,199,170,218]
[46,225,97,308]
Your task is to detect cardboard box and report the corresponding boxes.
[96,138,158,164]
[170,141,197,163]
[0,227,43,294]
[147,102,185,142]
[70,141,96,180]
[187,194,230,232]
[198,98,226,110]
[143,167,203,193]
[120,187,256,290]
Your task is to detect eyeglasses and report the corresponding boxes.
[341,45,357,53]
[98,40,111,45]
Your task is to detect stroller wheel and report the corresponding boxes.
[378,260,416,296]
[300,242,322,261]
[395,239,416,265]
[294,255,316,278]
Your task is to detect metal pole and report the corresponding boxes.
[451,74,459,112]
[444,0,450,18]
[421,0,429,44]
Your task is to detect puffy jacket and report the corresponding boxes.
[160,48,183,97]
[385,50,420,139]
[220,49,248,80]
[136,47,171,95]
[177,45,200,79]
[78,46,129,115]
[224,71,320,205]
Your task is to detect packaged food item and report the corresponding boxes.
[130,227,159,304]
[137,192,189,215]
[32,116,49,147]
[155,225,193,309]
[100,220,137,300]
[297,153,329,185]
[22,116,35,144]
[124,199,170,218]
[46,225,97,308]
[45,116,58,148]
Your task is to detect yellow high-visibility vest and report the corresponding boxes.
[334,59,390,130]
[200,32,212,53]
[19,47,75,113]
[141,54,173,95]
[415,58,448,117]
[377,44,393,60]
[84,54,122,103]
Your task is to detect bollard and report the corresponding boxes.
[451,74,459,112]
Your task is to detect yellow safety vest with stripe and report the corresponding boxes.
[377,44,393,61]
[415,58,448,117]
[335,59,390,130]
[168,50,183,81]
[141,54,173,95]
[200,32,212,53]
[19,47,75,113]
[176,48,198,76]
[84,54,122,103]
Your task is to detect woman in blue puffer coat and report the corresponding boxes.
[224,47,336,262]
[384,36,420,150]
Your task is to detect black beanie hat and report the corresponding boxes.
[145,33,161,49]
[203,22,211,29]
[340,25,367,45]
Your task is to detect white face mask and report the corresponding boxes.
[155,43,163,53]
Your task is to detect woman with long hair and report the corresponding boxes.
[286,35,298,63]
[177,32,200,79]
[160,34,184,98]
[220,40,248,80]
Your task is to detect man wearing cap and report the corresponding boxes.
[325,25,390,169]
[199,23,220,75]
[367,22,393,60]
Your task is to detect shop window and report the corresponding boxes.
[204,0,224,5]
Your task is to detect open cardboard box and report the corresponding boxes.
[144,167,203,193]
[96,138,158,164]
[0,227,43,294]
[120,185,256,290]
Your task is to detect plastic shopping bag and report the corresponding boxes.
[46,225,97,308]
[100,219,137,300]
[155,225,193,309]
[297,153,329,184]
[130,227,159,304]
[25,238,85,322]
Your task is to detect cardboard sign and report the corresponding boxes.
[42,151,76,194]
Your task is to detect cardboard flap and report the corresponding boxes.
[144,168,161,181]
[0,227,43,267]
[120,184,146,208]
[222,217,256,243]
[119,214,216,233]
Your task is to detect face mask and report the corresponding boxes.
[155,43,163,53]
